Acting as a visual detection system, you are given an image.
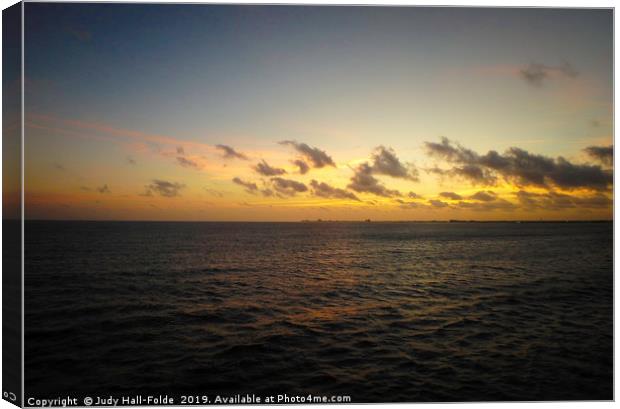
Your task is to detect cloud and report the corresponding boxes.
[176,156,200,169]
[204,187,223,197]
[216,144,248,160]
[519,61,578,87]
[452,165,497,185]
[397,190,516,212]
[347,163,401,197]
[574,194,613,208]
[516,190,611,210]
[548,156,612,190]
[271,177,308,196]
[310,180,359,201]
[253,160,287,176]
[395,198,424,209]
[469,191,497,202]
[232,177,258,194]
[428,199,449,208]
[439,192,462,200]
[395,188,609,213]
[558,61,579,77]
[343,146,418,198]
[97,184,111,194]
[28,114,215,155]
[260,188,275,197]
[270,177,308,197]
[424,197,514,211]
[584,145,613,167]
[270,178,307,197]
[279,140,336,169]
[425,137,612,191]
[293,159,310,174]
[143,180,185,197]
[516,190,570,210]
[425,137,478,163]
[520,64,548,87]
[426,164,497,186]
[455,198,517,212]
[370,146,419,181]
[408,192,423,199]
[173,144,202,169]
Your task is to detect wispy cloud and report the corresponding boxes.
[455,198,516,212]
[408,192,423,199]
[279,140,336,170]
[253,160,287,176]
[216,144,248,160]
[468,191,496,202]
[270,177,308,197]
[204,187,224,198]
[439,191,462,200]
[142,180,185,198]
[261,188,275,197]
[395,199,423,209]
[27,114,216,152]
[519,61,578,87]
[310,180,359,201]
[428,199,449,208]
[516,190,611,210]
[232,177,258,194]
[176,156,200,169]
[97,184,111,194]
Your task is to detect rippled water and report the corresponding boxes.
[25,221,612,402]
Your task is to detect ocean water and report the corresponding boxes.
[24,221,612,402]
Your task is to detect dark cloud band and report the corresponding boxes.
[425,137,612,191]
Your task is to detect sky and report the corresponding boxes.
[21,4,613,221]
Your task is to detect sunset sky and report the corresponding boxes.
[21,4,612,221]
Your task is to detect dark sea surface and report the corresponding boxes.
[25,221,613,402]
